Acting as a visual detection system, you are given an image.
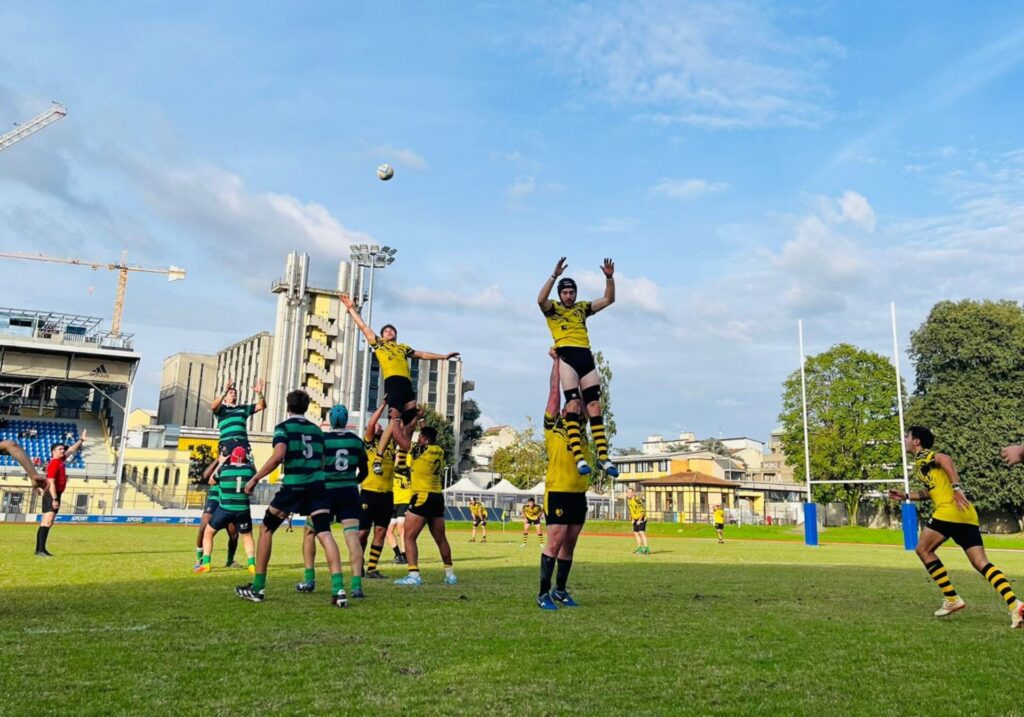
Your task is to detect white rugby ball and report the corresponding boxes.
[377,163,394,181]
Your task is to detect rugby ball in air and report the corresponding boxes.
[377,163,394,181]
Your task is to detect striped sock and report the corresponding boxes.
[980,563,1018,607]
[367,543,383,571]
[589,415,609,461]
[396,449,408,471]
[407,564,419,575]
[564,413,585,462]
[925,559,958,599]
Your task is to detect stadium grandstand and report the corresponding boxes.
[0,307,141,517]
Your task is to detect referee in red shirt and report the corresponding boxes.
[36,430,86,557]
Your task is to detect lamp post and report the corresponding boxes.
[349,244,397,435]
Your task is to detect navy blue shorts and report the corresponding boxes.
[327,486,362,523]
[270,483,330,517]
[210,507,253,534]
[203,497,220,515]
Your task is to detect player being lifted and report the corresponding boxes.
[211,378,266,457]
[536,349,589,610]
[889,426,1024,627]
[391,417,457,586]
[297,405,367,599]
[538,257,617,477]
[236,390,348,607]
[359,402,397,579]
[340,294,458,475]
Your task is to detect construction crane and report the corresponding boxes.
[0,251,186,335]
[0,103,67,152]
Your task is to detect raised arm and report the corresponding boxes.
[203,454,228,485]
[412,350,460,361]
[65,429,87,459]
[546,348,561,416]
[252,378,267,414]
[341,293,378,344]
[589,258,616,313]
[211,378,234,413]
[391,416,417,452]
[365,401,388,443]
[538,257,567,314]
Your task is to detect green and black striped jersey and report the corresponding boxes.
[322,430,366,490]
[272,417,325,487]
[217,464,255,512]
[213,403,256,443]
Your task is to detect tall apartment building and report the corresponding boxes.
[215,331,275,433]
[157,352,217,428]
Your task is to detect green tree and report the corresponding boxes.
[698,438,731,455]
[778,343,904,524]
[585,350,616,490]
[491,418,547,489]
[906,300,1024,527]
[460,398,484,470]
[188,444,216,485]
[420,407,457,468]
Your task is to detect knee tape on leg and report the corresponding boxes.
[401,407,419,425]
[311,512,333,534]
[582,384,601,404]
[563,387,581,404]
[261,511,284,533]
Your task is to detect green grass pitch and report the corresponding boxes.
[3,522,1024,716]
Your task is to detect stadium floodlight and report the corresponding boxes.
[349,244,399,435]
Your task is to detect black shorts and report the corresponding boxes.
[926,517,984,550]
[326,486,362,523]
[270,483,331,517]
[359,489,394,530]
[41,492,62,515]
[392,503,409,519]
[219,438,252,456]
[715,523,725,531]
[408,491,444,520]
[633,519,648,532]
[545,491,587,525]
[384,375,416,412]
[210,507,253,533]
[555,346,597,378]
[203,496,220,515]
[473,517,487,527]
[525,518,541,526]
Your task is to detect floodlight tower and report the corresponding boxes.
[349,244,397,434]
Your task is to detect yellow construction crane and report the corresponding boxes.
[0,251,186,335]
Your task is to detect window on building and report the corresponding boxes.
[621,463,631,474]
[658,460,668,472]
[163,469,170,486]
[175,468,181,486]
[143,467,149,483]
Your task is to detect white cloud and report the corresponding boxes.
[370,144,427,170]
[536,0,843,129]
[506,175,536,209]
[652,178,729,200]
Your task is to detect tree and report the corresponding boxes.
[420,407,456,468]
[778,343,904,524]
[188,444,216,485]
[491,418,547,489]
[906,300,1024,528]
[460,398,484,470]
[698,438,731,455]
[585,350,616,490]
[613,446,640,456]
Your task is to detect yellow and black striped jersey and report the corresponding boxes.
[628,496,646,521]
[713,508,725,524]
[469,502,486,519]
[523,503,543,521]
[543,412,588,493]
[914,450,978,525]
[361,440,395,493]
[371,339,414,379]
[393,471,413,504]
[408,443,444,494]
[544,300,593,349]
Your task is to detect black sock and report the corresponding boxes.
[393,545,401,556]
[556,558,573,591]
[36,526,50,552]
[539,553,556,596]
[226,534,238,564]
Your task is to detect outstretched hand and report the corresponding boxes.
[1000,444,1024,466]
[552,257,567,278]
[601,257,615,278]
[253,378,265,393]
[340,294,354,309]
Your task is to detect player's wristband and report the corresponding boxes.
[953,485,964,491]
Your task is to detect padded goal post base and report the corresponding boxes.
[803,503,818,546]
[901,501,918,552]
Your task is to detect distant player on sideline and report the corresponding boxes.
[388,466,412,565]
[340,293,459,473]
[194,457,240,570]
[1,439,45,488]
[537,257,617,477]
[35,430,86,557]
[236,390,348,607]
[359,402,396,579]
[537,349,588,610]
[195,448,256,574]
[889,426,1024,626]
[713,505,726,544]
[297,405,367,599]
[211,377,266,458]
[627,488,649,554]
[469,498,487,543]
[521,498,545,547]
[392,420,457,586]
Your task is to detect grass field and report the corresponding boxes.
[4,522,1024,716]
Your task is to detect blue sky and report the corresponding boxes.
[2,1,1024,448]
